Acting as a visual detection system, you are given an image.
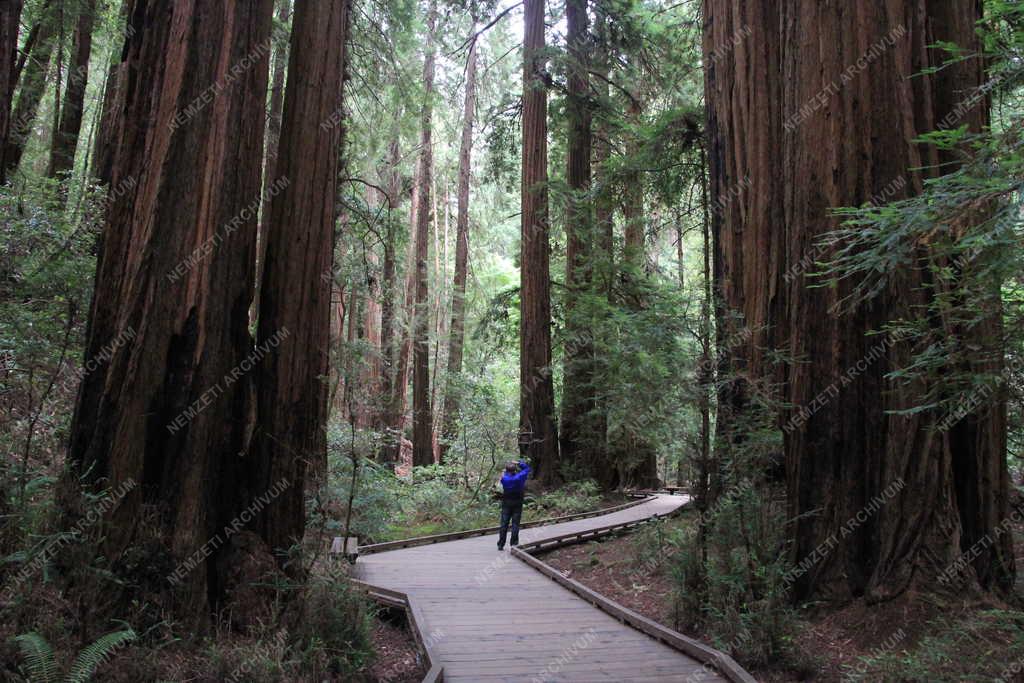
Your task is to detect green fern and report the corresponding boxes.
[11,629,137,683]
[12,633,59,683]
[66,630,137,683]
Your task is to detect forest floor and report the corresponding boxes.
[365,610,425,682]
[537,501,1024,682]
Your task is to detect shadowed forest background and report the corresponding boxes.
[0,0,1023,680]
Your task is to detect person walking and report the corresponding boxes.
[497,460,530,550]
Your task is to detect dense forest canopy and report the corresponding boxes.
[0,0,1022,680]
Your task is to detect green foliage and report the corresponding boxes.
[290,572,374,679]
[11,629,137,683]
[529,479,602,516]
[667,485,795,668]
[64,630,138,683]
[0,176,106,552]
[844,609,1024,682]
[11,632,58,683]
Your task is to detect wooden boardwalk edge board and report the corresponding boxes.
[350,579,445,683]
[357,493,654,555]
[510,510,758,683]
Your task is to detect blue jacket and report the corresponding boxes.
[501,461,531,503]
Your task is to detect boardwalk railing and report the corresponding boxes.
[357,494,653,555]
[511,500,758,683]
[350,579,444,683]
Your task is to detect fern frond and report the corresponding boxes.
[66,629,137,683]
[12,632,59,683]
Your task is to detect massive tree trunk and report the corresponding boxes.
[63,0,274,624]
[703,0,784,495]
[253,0,351,548]
[0,0,23,185]
[782,1,933,602]
[520,0,559,483]
[412,5,436,467]
[46,0,95,181]
[440,32,477,461]
[3,0,57,178]
[702,0,1016,601]
[558,0,594,475]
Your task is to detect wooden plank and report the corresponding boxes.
[358,496,653,554]
[356,494,749,683]
[350,579,445,683]
[511,548,756,683]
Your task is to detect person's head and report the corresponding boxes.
[505,462,518,474]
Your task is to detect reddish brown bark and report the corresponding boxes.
[47,0,95,180]
[0,0,23,185]
[704,0,1015,601]
[559,0,594,474]
[3,0,56,178]
[65,0,275,622]
[519,0,559,482]
[253,0,351,551]
[703,0,784,410]
[440,33,477,461]
[412,6,437,467]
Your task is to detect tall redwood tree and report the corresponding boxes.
[441,31,478,460]
[520,0,559,482]
[705,0,1015,601]
[559,0,594,473]
[412,5,437,467]
[0,0,23,185]
[47,0,96,181]
[65,0,275,622]
[253,0,352,551]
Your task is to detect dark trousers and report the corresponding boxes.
[498,500,523,548]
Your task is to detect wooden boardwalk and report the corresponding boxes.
[357,495,729,682]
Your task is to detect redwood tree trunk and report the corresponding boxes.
[253,0,351,551]
[47,0,95,180]
[590,17,613,488]
[412,6,437,467]
[382,165,419,464]
[440,32,477,461]
[704,0,1015,601]
[520,0,559,482]
[0,0,23,185]
[559,0,594,475]
[3,0,57,178]
[89,0,131,185]
[703,0,785,495]
[378,135,401,432]
[64,0,274,623]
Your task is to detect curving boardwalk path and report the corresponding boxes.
[357,494,729,682]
